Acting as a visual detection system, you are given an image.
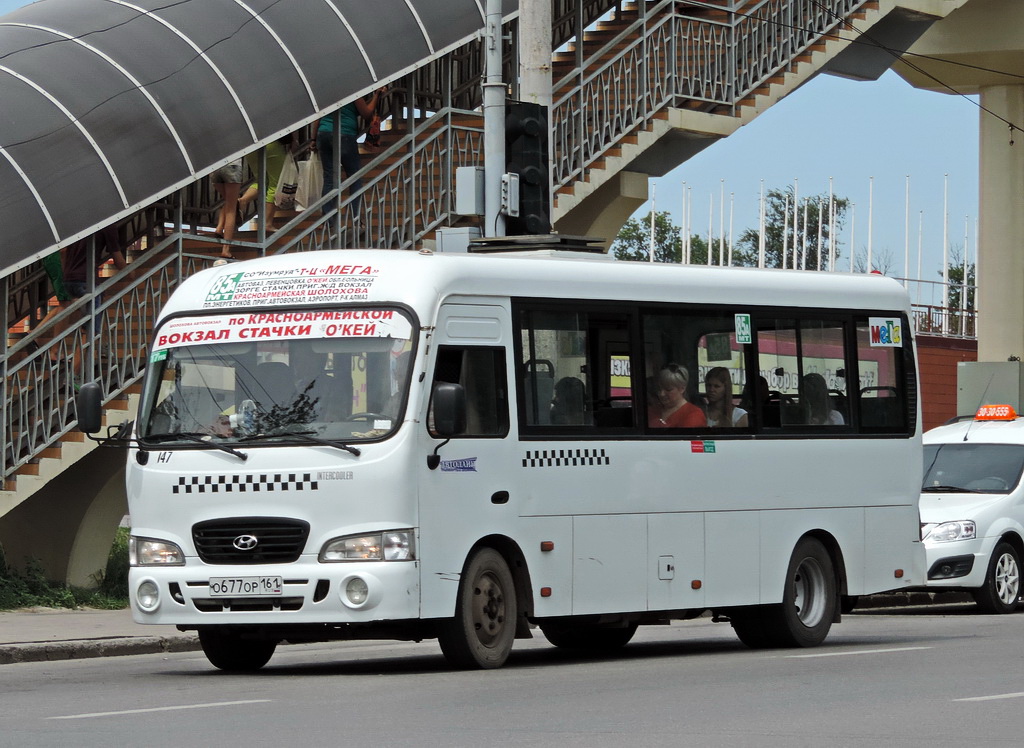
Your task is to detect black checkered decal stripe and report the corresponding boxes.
[172,474,319,494]
[522,449,610,468]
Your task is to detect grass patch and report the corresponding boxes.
[0,527,129,611]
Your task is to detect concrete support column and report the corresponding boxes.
[977,84,1024,361]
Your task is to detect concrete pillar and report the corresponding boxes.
[977,84,1024,362]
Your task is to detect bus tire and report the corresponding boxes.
[776,537,837,646]
[730,537,837,648]
[437,548,517,669]
[974,542,1021,614]
[198,629,277,671]
[540,621,638,651]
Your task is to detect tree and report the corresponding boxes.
[944,246,975,312]
[732,187,849,270]
[611,211,709,264]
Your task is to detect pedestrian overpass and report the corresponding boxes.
[0,0,975,584]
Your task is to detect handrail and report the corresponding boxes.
[1,0,901,481]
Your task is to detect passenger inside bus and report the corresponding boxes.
[648,363,707,428]
[550,376,587,425]
[704,366,748,427]
[799,372,845,426]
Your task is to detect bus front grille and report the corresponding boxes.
[192,517,310,564]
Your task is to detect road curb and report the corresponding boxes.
[0,635,201,665]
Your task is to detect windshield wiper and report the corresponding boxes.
[239,430,361,456]
[921,484,979,493]
[144,431,248,461]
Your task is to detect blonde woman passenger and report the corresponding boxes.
[704,366,748,427]
[648,363,707,428]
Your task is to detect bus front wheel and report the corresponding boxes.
[198,629,277,671]
[437,548,517,669]
[731,537,837,648]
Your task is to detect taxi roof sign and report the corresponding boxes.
[975,404,1018,421]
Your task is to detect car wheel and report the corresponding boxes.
[974,542,1021,614]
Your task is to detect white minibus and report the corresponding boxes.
[80,246,924,670]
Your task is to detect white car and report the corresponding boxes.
[921,405,1024,613]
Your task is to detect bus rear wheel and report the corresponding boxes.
[198,629,277,671]
[437,548,517,669]
[731,537,837,648]
[540,621,638,651]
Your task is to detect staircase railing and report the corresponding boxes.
[1,0,879,482]
[552,0,866,189]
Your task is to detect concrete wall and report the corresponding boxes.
[0,448,126,587]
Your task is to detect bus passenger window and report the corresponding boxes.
[855,318,909,432]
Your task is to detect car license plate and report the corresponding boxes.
[208,576,283,597]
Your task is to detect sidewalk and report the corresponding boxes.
[0,606,198,665]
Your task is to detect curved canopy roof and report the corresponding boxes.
[0,0,508,276]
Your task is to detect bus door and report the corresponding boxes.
[418,303,513,619]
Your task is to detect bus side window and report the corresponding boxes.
[855,318,909,432]
[758,318,849,428]
[430,347,509,437]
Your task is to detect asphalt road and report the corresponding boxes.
[3,603,1023,747]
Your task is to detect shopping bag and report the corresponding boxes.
[274,151,299,210]
[295,154,324,211]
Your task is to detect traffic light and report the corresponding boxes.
[505,101,550,235]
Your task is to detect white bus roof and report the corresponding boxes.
[160,249,912,323]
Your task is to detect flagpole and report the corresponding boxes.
[867,176,874,272]
[649,181,656,263]
[758,179,766,269]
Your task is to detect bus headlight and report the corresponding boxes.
[924,521,977,543]
[319,530,415,562]
[129,536,185,566]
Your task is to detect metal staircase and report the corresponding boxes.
[1,0,960,514]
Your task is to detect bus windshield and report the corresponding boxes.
[138,308,415,445]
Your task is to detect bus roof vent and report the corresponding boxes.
[468,234,607,254]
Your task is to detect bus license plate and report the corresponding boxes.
[208,576,283,597]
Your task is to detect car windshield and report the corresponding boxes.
[922,443,1024,494]
[138,308,414,445]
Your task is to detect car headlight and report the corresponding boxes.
[129,536,185,566]
[924,520,977,543]
[319,530,415,562]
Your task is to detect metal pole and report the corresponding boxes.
[520,0,552,231]
[483,0,506,237]
[649,181,656,262]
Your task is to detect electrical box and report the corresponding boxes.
[435,227,482,253]
[957,361,1024,415]
[455,166,484,216]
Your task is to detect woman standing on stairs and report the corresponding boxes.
[211,159,244,261]
[317,87,387,221]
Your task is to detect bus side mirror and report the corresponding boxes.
[76,381,103,434]
[431,382,467,437]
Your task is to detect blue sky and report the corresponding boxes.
[647,69,979,284]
